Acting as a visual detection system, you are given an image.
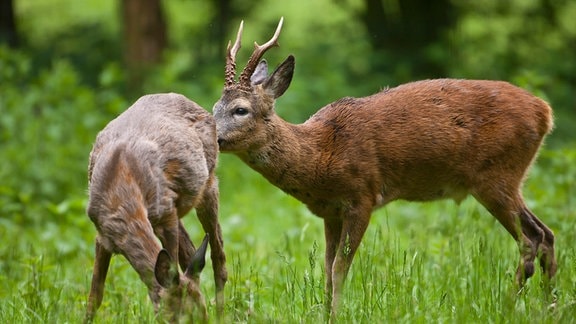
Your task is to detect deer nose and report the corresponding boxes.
[217,138,224,147]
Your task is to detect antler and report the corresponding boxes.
[225,20,244,87]
[238,17,284,89]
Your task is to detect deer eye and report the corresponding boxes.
[233,107,249,116]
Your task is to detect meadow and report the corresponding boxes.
[2,1,576,323]
[1,148,575,323]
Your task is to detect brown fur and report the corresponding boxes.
[214,41,556,316]
[85,93,227,322]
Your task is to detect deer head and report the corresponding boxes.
[154,235,209,321]
[215,18,294,153]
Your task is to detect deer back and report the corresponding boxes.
[88,93,217,227]
[298,79,553,203]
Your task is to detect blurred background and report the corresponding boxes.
[0,0,574,259]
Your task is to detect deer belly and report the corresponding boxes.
[380,185,469,206]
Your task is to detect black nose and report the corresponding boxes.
[217,138,224,147]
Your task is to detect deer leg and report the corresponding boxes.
[85,237,112,323]
[329,204,372,317]
[177,218,212,323]
[516,206,543,283]
[154,210,180,265]
[106,209,164,308]
[177,220,196,270]
[196,180,227,316]
[174,194,202,272]
[323,217,343,316]
[521,206,557,279]
[474,189,543,285]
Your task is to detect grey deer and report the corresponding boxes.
[213,18,556,316]
[85,93,227,322]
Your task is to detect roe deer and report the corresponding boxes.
[213,19,556,316]
[85,93,227,322]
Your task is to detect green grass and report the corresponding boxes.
[1,150,576,323]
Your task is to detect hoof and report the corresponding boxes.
[524,261,535,278]
[516,261,535,285]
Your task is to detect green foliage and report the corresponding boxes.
[0,46,127,224]
[448,0,576,142]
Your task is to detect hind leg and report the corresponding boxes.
[522,206,557,279]
[473,187,546,284]
[85,237,112,323]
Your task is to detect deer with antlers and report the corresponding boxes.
[213,18,557,316]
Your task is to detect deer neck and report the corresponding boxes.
[236,115,318,191]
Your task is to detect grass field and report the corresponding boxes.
[1,149,575,323]
[2,1,575,322]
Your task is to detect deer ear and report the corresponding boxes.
[263,55,294,99]
[185,234,209,278]
[155,249,180,288]
[251,60,268,85]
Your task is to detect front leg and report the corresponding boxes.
[177,220,197,271]
[323,217,342,316]
[329,203,372,318]
[154,210,180,263]
[196,178,227,316]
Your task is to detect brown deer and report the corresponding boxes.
[85,93,227,322]
[213,19,557,316]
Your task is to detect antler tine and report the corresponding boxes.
[225,20,244,87]
[239,17,284,88]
